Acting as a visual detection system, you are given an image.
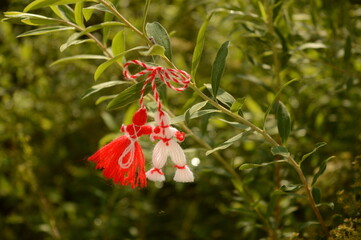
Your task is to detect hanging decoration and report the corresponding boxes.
[88,60,194,188]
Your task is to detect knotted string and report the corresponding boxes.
[123,60,191,113]
[118,124,139,168]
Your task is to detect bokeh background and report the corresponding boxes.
[1,0,360,239]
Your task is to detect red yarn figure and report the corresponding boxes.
[88,108,153,188]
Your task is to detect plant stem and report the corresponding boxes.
[99,0,151,44]
[287,156,329,236]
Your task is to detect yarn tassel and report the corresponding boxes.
[88,108,152,188]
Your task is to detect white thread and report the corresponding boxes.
[118,124,140,169]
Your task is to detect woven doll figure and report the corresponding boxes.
[147,111,194,182]
[88,108,153,188]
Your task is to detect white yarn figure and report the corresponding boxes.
[147,111,194,182]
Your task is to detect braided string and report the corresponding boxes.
[123,60,191,113]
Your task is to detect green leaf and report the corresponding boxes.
[81,80,129,99]
[139,44,165,57]
[263,79,298,130]
[94,46,148,81]
[312,187,321,204]
[218,119,249,130]
[17,26,75,38]
[50,54,107,66]
[211,40,230,99]
[280,184,302,193]
[271,146,290,158]
[60,39,94,52]
[230,97,245,114]
[60,22,125,52]
[112,30,125,56]
[2,11,60,25]
[257,1,267,22]
[24,0,93,12]
[184,101,208,124]
[204,84,236,107]
[82,8,94,21]
[20,18,59,26]
[3,11,57,22]
[84,4,113,14]
[106,80,160,110]
[312,156,334,186]
[299,142,327,166]
[146,22,172,60]
[239,160,287,170]
[191,13,214,80]
[276,101,291,145]
[206,131,248,156]
[171,109,220,124]
[95,94,117,105]
[102,11,114,45]
[50,5,75,22]
[74,2,85,28]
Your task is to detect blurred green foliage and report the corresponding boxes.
[1,0,361,239]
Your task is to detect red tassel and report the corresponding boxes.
[88,136,146,188]
[88,108,151,188]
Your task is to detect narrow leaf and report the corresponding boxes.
[218,119,249,130]
[139,44,165,57]
[230,97,245,114]
[276,101,291,145]
[106,80,161,110]
[50,54,107,66]
[84,4,113,14]
[17,26,75,37]
[312,156,335,186]
[81,80,129,99]
[171,109,220,124]
[146,22,172,60]
[24,0,92,12]
[257,1,267,22]
[191,13,214,80]
[271,146,290,158]
[74,2,85,28]
[211,40,230,99]
[263,79,298,130]
[280,184,302,193]
[96,95,117,105]
[112,30,125,56]
[82,8,94,21]
[299,142,327,166]
[239,160,287,170]
[50,5,75,22]
[204,84,236,107]
[20,18,59,26]
[206,131,248,156]
[312,187,321,204]
[184,101,208,124]
[60,39,94,52]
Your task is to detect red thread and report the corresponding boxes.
[151,168,164,175]
[174,165,186,169]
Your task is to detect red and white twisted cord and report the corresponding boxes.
[123,60,191,112]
